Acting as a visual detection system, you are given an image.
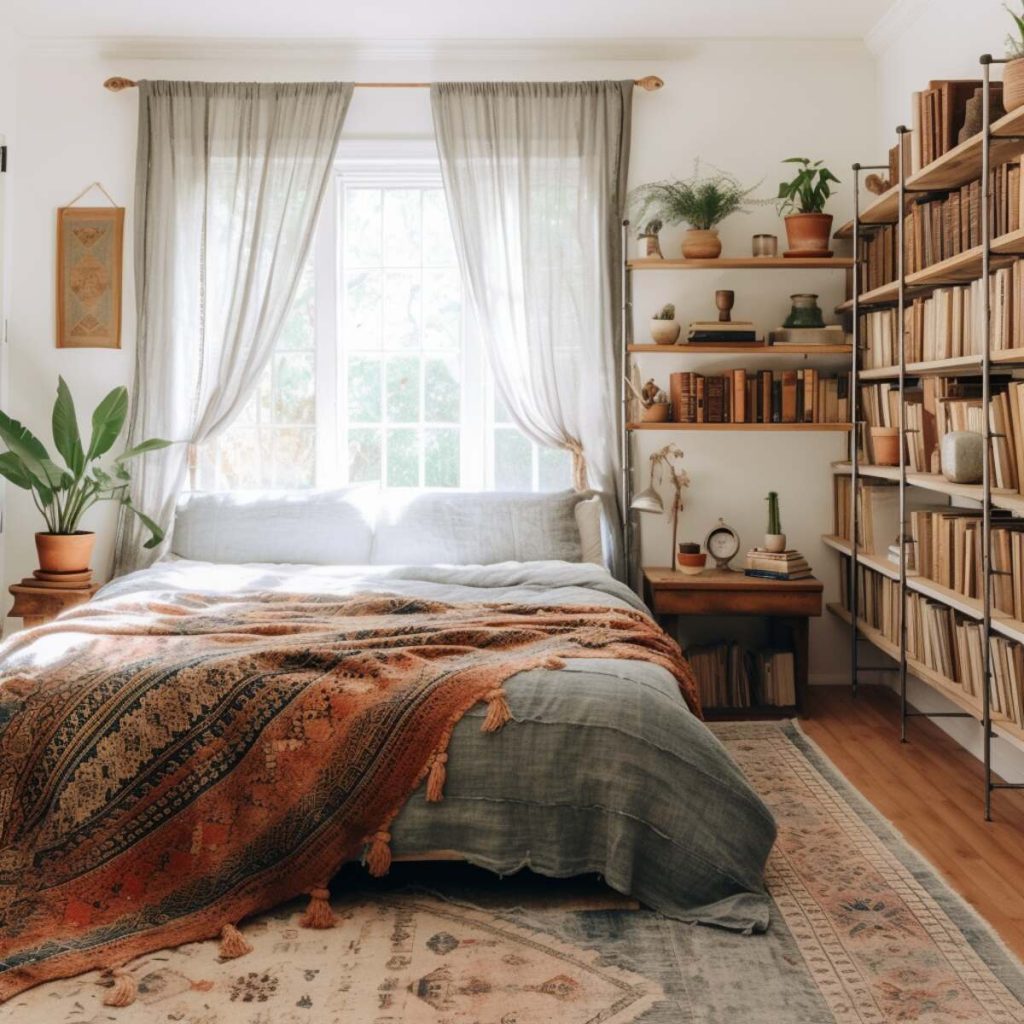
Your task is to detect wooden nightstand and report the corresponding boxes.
[9,583,100,628]
[643,567,823,717]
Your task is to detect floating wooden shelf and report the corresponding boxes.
[857,348,1024,380]
[831,461,1024,515]
[627,256,854,270]
[627,421,852,431]
[834,105,1024,240]
[627,342,852,355]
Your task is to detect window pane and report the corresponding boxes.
[348,427,381,483]
[386,356,421,423]
[539,445,573,491]
[277,261,315,350]
[273,428,316,488]
[387,427,419,486]
[216,428,263,490]
[345,188,381,266]
[382,269,421,350]
[345,269,382,350]
[422,268,461,350]
[347,355,382,423]
[273,352,315,425]
[422,188,457,267]
[425,428,459,487]
[493,389,514,425]
[494,429,532,490]
[383,188,422,266]
[424,355,459,423]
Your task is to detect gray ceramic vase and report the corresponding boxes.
[940,431,983,484]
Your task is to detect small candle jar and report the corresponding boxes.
[752,233,778,257]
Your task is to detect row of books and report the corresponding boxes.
[744,548,812,581]
[858,162,1022,291]
[840,561,1024,726]
[685,641,797,709]
[668,370,850,424]
[860,263,1024,368]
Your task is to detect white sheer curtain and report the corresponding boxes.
[430,81,632,577]
[113,80,353,576]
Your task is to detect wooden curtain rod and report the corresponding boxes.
[104,75,664,92]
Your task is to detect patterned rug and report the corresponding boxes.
[3,721,1024,1023]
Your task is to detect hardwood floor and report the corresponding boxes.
[803,685,1024,959]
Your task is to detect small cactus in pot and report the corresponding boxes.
[764,491,787,553]
[649,303,681,345]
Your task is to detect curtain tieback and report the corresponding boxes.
[565,438,588,492]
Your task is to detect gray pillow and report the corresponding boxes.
[172,487,376,565]
[370,489,586,565]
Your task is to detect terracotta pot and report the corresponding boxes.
[35,531,95,573]
[649,319,681,345]
[1005,58,1024,113]
[682,228,721,259]
[763,533,787,554]
[676,551,707,576]
[641,402,671,423]
[871,426,901,467]
[783,213,833,255]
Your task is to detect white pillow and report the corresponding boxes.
[574,495,604,566]
[370,489,587,565]
[172,487,377,565]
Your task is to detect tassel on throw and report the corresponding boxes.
[426,752,448,803]
[482,688,511,733]
[299,886,336,929]
[365,830,392,877]
[219,922,252,959]
[101,967,137,1007]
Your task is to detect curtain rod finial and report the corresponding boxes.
[636,75,663,92]
[104,77,137,92]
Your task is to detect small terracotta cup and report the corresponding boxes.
[870,426,901,467]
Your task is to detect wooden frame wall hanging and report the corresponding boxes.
[56,183,124,349]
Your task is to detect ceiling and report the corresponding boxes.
[3,0,899,43]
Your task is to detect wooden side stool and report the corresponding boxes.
[9,581,100,628]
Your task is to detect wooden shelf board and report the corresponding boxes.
[822,534,900,580]
[831,460,901,481]
[857,348,1024,380]
[835,280,899,313]
[834,185,901,239]
[627,342,852,355]
[627,421,852,432]
[627,256,854,270]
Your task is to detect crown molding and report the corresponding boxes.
[864,0,931,55]
[22,34,866,63]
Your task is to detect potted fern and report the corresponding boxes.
[630,161,760,259]
[776,157,840,257]
[0,378,171,573]
[1006,2,1024,111]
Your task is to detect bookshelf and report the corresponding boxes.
[629,257,855,270]
[840,55,1024,821]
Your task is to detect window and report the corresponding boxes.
[198,149,570,493]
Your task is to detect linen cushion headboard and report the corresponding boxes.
[369,489,587,565]
[172,487,376,565]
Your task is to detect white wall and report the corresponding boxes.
[871,0,1024,784]
[3,39,874,682]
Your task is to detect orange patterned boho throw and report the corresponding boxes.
[0,591,699,1003]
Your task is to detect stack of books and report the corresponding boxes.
[683,640,797,708]
[769,325,846,346]
[744,549,812,580]
[741,548,811,581]
[685,320,757,343]
[756,650,797,707]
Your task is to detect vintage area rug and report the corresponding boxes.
[3,721,1024,1023]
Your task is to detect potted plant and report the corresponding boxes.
[0,378,171,573]
[630,160,760,259]
[676,541,707,576]
[1005,2,1024,111]
[764,491,786,553]
[636,219,664,259]
[775,157,840,257]
[649,303,681,345]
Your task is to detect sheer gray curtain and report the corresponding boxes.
[113,80,353,575]
[430,81,632,578]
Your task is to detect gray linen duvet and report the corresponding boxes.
[99,559,777,933]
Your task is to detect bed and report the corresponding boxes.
[0,487,775,1003]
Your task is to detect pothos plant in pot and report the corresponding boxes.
[775,157,840,257]
[630,160,761,259]
[1005,2,1024,112]
[0,378,171,573]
